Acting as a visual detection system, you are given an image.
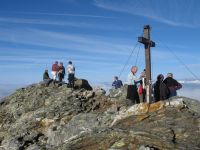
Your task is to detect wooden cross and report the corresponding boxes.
[138,25,155,103]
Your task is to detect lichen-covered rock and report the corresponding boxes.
[0,82,200,150]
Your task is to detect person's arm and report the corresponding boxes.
[120,80,123,86]
[176,82,182,90]
[112,81,116,86]
[127,73,132,85]
[175,80,182,90]
[134,75,141,84]
[64,67,66,75]
[134,75,141,85]
[134,80,141,85]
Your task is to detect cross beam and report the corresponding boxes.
[138,25,155,103]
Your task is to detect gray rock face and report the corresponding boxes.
[0,83,200,150]
[74,79,93,91]
[109,85,128,100]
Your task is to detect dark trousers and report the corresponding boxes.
[127,85,139,104]
[58,73,64,82]
[43,79,53,86]
[68,73,75,88]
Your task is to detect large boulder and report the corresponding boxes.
[54,98,200,150]
[74,79,93,91]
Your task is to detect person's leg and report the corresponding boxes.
[60,74,63,82]
[71,74,75,88]
[58,73,61,82]
[68,74,73,87]
[126,85,131,99]
[51,71,55,80]
[51,71,56,85]
[127,85,136,104]
[61,73,64,82]
[139,94,143,103]
[143,89,146,102]
[48,79,53,86]
[133,85,140,104]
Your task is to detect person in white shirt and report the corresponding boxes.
[127,66,140,104]
[67,61,75,88]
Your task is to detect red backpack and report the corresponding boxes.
[138,85,143,94]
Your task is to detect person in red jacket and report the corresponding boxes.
[51,61,59,83]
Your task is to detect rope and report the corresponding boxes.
[118,42,139,78]
[135,43,141,66]
[158,40,199,80]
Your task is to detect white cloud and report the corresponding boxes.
[0,16,128,31]
[0,27,134,56]
[94,0,200,28]
[178,83,200,100]
[0,17,108,29]
[1,11,114,19]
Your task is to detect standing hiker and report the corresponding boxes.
[51,61,59,84]
[58,62,65,82]
[153,74,170,102]
[163,73,182,97]
[67,61,75,88]
[126,66,140,104]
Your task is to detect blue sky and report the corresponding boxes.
[0,0,200,85]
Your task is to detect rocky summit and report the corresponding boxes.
[0,81,200,150]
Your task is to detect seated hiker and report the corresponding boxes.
[43,69,53,86]
[58,62,65,82]
[112,76,123,89]
[163,73,182,97]
[153,74,170,102]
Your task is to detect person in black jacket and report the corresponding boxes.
[163,73,182,97]
[58,62,65,82]
[153,74,170,102]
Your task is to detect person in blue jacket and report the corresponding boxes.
[112,76,123,89]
